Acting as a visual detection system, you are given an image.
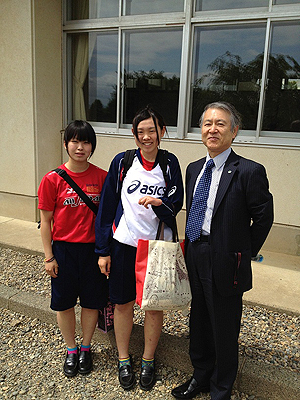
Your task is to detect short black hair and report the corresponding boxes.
[64,120,97,157]
[199,101,242,132]
[132,105,166,145]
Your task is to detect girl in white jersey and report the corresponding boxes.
[95,106,184,391]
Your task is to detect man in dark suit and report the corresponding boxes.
[172,102,273,400]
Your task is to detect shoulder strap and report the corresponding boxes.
[122,149,169,183]
[157,149,169,184]
[122,149,136,181]
[54,168,98,215]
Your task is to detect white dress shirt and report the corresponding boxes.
[193,148,232,235]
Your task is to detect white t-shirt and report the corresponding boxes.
[113,157,172,247]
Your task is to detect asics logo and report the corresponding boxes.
[127,180,166,196]
[168,186,177,197]
[127,180,141,194]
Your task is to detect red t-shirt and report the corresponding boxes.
[38,163,107,243]
[140,152,155,171]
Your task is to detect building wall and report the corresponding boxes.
[0,0,62,221]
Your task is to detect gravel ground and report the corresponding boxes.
[1,308,259,400]
[0,246,299,399]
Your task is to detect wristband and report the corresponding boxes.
[44,256,55,263]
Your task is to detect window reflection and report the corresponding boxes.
[88,33,118,122]
[67,0,119,20]
[122,29,182,126]
[262,23,300,133]
[89,0,119,18]
[274,0,300,4]
[191,25,265,130]
[71,33,118,123]
[196,0,268,11]
[124,0,184,15]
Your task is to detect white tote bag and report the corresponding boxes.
[135,221,191,311]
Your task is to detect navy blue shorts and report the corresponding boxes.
[109,239,137,304]
[51,241,108,311]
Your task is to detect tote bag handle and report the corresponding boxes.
[155,218,179,242]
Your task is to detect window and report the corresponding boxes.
[66,0,119,20]
[66,0,185,19]
[68,29,182,127]
[274,0,300,4]
[191,25,266,131]
[122,29,182,126]
[262,22,300,136]
[64,0,300,145]
[124,0,184,15]
[195,0,268,11]
[88,33,118,123]
[69,32,118,124]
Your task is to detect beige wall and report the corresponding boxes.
[0,0,62,221]
[0,1,35,198]
[33,0,63,186]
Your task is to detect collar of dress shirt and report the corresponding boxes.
[206,147,232,171]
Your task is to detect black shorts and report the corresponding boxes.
[109,239,137,304]
[51,241,108,311]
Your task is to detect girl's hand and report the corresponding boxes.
[45,259,59,278]
[98,256,111,277]
[138,196,162,209]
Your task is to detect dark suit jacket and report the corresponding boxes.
[185,150,273,296]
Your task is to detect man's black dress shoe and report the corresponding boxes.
[171,377,210,399]
[78,350,93,374]
[118,356,135,390]
[63,349,79,377]
[139,362,156,391]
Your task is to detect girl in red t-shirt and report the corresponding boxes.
[38,120,108,377]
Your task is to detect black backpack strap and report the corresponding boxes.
[122,148,168,184]
[54,168,98,215]
[122,149,136,181]
[157,149,169,184]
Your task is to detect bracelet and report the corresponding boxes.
[44,256,55,263]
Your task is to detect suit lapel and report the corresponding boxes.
[212,150,240,218]
[187,158,205,211]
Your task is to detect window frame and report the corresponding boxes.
[63,0,300,148]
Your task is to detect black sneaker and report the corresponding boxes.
[118,355,135,390]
